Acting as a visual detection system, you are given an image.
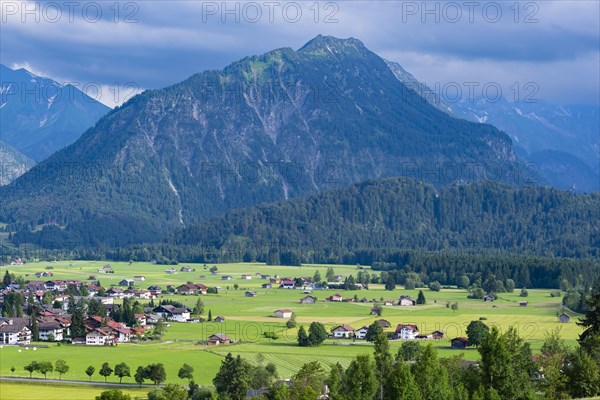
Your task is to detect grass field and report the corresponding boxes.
[0,260,584,387]
[0,381,151,400]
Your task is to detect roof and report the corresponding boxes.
[395,324,419,332]
[333,324,354,332]
[209,333,232,341]
[275,309,293,313]
[451,337,469,343]
[0,318,30,334]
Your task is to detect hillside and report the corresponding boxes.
[0,36,525,246]
[168,177,600,260]
[0,140,34,185]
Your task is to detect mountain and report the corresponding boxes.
[0,64,110,162]
[0,141,34,185]
[166,177,600,259]
[384,61,599,192]
[1,35,527,246]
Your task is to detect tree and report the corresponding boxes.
[342,355,377,400]
[148,383,188,400]
[207,309,212,321]
[37,361,53,379]
[457,275,470,289]
[178,363,194,383]
[291,361,326,399]
[313,270,321,283]
[397,341,421,361]
[451,302,459,312]
[384,360,422,400]
[114,362,131,383]
[86,365,95,381]
[308,322,327,346]
[3,270,11,288]
[286,314,297,329]
[24,361,38,378]
[578,280,600,350]
[30,313,39,341]
[68,297,86,338]
[416,290,426,305]
[213,353,251,400]
[565,348,600,398]
[385,275,396,291]
[428,281,441,292]
[99,362,113,383]
[55,359,69,380]
[371,303,383,316]
[297,325,310,347]
[365,320,383,342]
[411,344,453,399]
[193,298,204,316]
[505,279,515,292]
[134,366,145,387]
[10,366,15,375]
[538,329,569,400]
[95,389,132,400]
[146,363,167,386]
[466,320,489,347]
[373,327,392,400]
[520,287,529,297]
[326,267,335,282]
[326,363,344,400]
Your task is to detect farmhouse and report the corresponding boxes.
[279,279,295,289]
[133,276,146,281]
[134,314,147,326]
[245,291,257,297]
[432,330,445,339]
[35,271,53,278]
[451,337,469,349]
[559,313,571,323]
[300,295,316,304]
[395,324,419,340]
[180,266,193,272]
[261,283,272,289]
[214,316,225,323]
[165,268,177,274]
[222,276,233,281]
[148,286,162,295]
[241,274,252,280]
[398,296,416,306]
[327,293,343,302]
[355,326,370,340]
[86,328,114,345]
[0,318,32,345]
[106,288,124,298]
[332,324,354,338]
[274,309,293,318]
[38,319,64,341]
[377,319,391,328]
[483,295,494,302]
[119,279,135,287]
[207,333,233,346]
[153,305,192,322]
[176,283,208,295]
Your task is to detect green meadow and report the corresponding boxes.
[0,260,583,387]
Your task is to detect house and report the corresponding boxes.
[432,330,445,339]
[134,314,147,326]
[148,286,162,296]
[261,274,271,280]
[106,288,124,298]
[383,301,394,306]
[35,271,53,278]
[214,316,226,323]
[261,283,272,289]
[119,279,135,287]
[165,268,177,274]
[332,324,354,339]
[86,328,114,345]
[45,280,67,292]
[152,305,191,322]
[279,279,295,289]
[133,276,146,281]
[483,295,494,302]
[221,276,233,281]
[451,337,469,349]
[395,324,419,340]
[38,319,64,341]
[398,296,416,306]
[180,266,193,272]
[300,295,316,304]
[355,326,370,340]
[559,313,571,323]
[176,283,208,295]
[274,309,293,319]
[130,289,152,299]
[377,319,391,328]
[145,314,160,324]
[519,301,528,307]
[245,291,257,297]
[0,318,31,345]
[327,293,343,302]
[333,275,343,282]
[207,333,233,346]
[241,274,252,280]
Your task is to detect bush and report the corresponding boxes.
[263,332,279,340]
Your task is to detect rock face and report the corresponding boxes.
[0,141,34,186]
[0,35,523,245]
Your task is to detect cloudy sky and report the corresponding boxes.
[1,0,598,107]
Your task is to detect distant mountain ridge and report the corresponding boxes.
[0,140,34,185]
[0,35,526,246]
[384,60,599,192]
[0,64,110,163]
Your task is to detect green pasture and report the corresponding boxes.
[0,380,150,400]
[0,261,584,386]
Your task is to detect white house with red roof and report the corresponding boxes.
[395,324,419,340]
